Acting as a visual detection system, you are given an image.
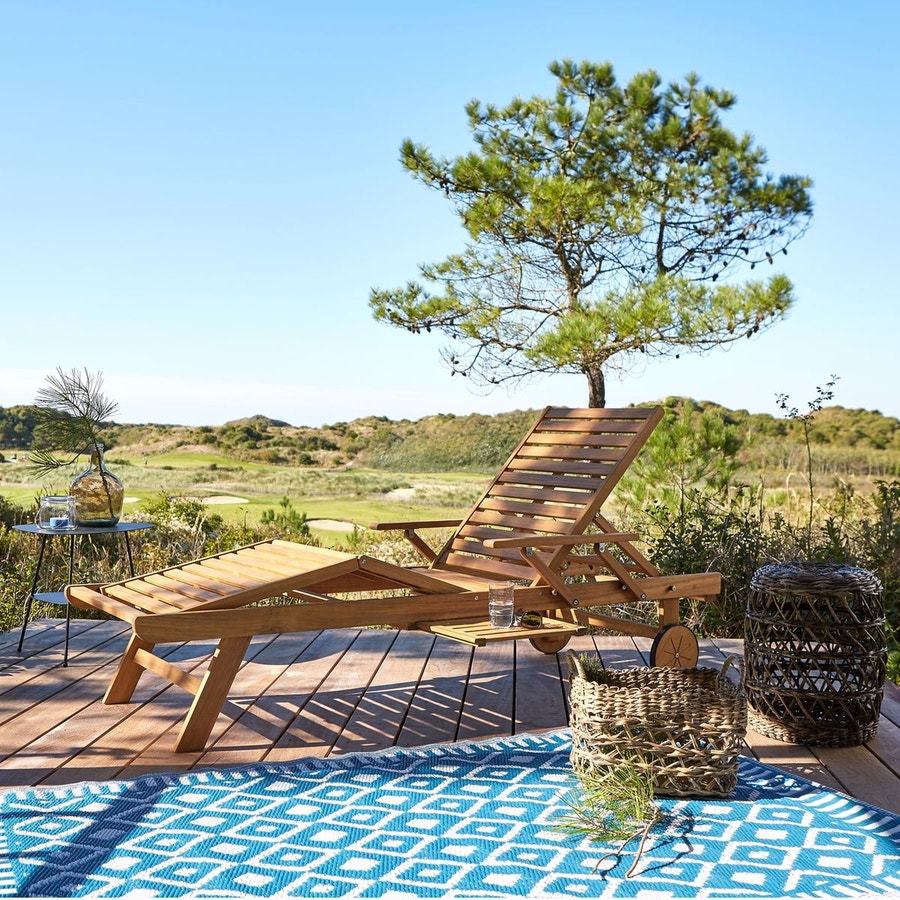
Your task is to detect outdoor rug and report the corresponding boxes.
[1,730,900,899]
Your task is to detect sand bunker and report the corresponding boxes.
[202,495,249,505]
[308,519,359,532]
[384,487,417,501]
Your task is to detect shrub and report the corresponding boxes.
[617,399,900,657]
[259,496,314,540]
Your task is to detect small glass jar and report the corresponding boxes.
[36,495,76,530]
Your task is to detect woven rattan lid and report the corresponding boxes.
[750,562,883,596]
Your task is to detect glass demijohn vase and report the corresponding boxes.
[70,443,124,526]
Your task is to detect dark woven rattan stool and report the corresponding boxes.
[744,563,886,747]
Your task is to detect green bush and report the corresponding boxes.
[260,496,313,539]
[616,398,900,671]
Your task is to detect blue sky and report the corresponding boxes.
[1,1,897,426]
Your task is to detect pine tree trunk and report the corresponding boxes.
[586,366,606,408]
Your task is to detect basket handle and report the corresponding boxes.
[568,649,741,684]
[566,650,586,681]
[718,654,743,686]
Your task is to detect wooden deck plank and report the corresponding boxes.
[255,628,364,763]
[456,639,515,742]
[331,629,434,756]
[265,627,398,760]
[742,727,845,792]
[0,621,129,705]
[880,679,900,726]
[2,620,900,817]
[7,636,228,786]
[813,741,900,812]
[513,641,569,734]
[866,708,900,773]
[395,638,474,748]
[0,617,89,665]
[0,631,150,759]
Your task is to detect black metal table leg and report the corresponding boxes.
[124,531,136,576]
[63,533,75,667]
[17,534,48,653]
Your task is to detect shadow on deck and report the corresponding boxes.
[2,618,899,815]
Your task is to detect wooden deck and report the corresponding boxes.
[3,617,900,816]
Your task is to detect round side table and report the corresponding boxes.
[14,521,154,666]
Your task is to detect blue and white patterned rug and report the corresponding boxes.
[1,730,899,898]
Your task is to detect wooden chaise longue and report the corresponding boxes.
[66,406,721,752]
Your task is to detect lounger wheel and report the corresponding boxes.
[529,634,572,654]
[649,624,699,668]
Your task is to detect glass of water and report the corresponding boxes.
[488,581,515,628]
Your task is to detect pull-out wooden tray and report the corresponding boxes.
[418,616,584,647]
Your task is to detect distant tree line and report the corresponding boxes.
[0,405,39,449]
[2,400,900,473]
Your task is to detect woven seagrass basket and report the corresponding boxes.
[567,653,747,798]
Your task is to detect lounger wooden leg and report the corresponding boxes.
[174,635,252,753]
[104,633,155,704]
[658,597,680,628]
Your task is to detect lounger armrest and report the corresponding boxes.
[370,519,462,531]
[369,519,462,564]
[485,532,640,550]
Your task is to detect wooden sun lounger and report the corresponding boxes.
[66,407,721,751]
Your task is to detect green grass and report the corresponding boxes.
[120,451,274,471]
[0,452,487,550]
[0,485,42,506]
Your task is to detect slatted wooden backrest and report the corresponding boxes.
[432,406,664,580]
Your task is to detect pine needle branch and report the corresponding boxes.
[555,759,663,878]
[29,368,119,478]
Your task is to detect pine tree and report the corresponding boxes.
[370,60,813,406]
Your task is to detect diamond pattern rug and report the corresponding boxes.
[1,730,899,898]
